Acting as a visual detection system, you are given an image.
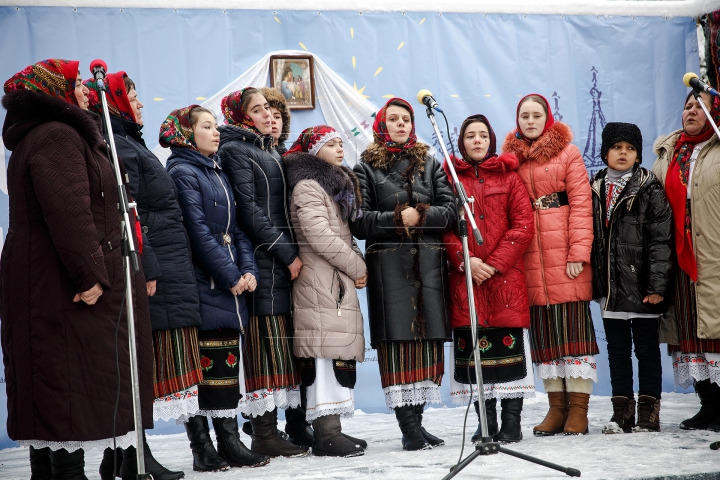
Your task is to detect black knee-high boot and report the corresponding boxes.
[50,448,87,480]
[29,446,51,480]
[413,403,444,446]
[394,405,431,451]
[494,398,523,443]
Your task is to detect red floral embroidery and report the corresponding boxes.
[200,356,213,372]
[502,334,516,349]
[226,352,238,368]
[478,336,492,353]
[457,338,466,351]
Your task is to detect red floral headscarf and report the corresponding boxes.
[373,98,417,153]
[221,87,263,136]
[159,104,201,151]
[458,114,497,163]
[83,71,136,123]
[3,58,80,105]
[514,93,555,145]
[664,91,720,281]
[284,125,342,157]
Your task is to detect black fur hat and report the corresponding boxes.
[601,122,642,164]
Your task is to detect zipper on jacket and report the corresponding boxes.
[602,193,635,311]
[272,155,296,244]
[529,164,550,306]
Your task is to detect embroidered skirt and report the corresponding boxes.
[668,268,720,355]
[197,329,242,412]
[453,326,526,385]
[152,326,202,421]
[304,358,356,423]
[529,301,599,364]
[377,340,444,388]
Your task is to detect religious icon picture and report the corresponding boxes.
[269,55,316,110]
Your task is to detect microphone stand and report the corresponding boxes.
[693,89,720,139]
[93,68,150,480]
[421,106,580,479]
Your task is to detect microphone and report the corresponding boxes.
[90,59,108,81]
[684,72,719,97]
[417,89,443,113]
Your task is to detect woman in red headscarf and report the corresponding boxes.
[502,94,596,436]
[652,90,720,431]
[1,59,154,479]
[351,98,456,451]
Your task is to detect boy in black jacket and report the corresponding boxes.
[590,122,673,433]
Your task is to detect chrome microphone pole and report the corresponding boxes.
[692,89,720,139]
[418,101,580,479]
[92,65,149,480]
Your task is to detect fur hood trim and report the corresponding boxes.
[501,121,573,165]
[362,141,429,170]
[284,151,363,211]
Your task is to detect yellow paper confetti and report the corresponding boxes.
[484,94,491,97]
[382,94,395,98]
[299,42,308,51]
[350,27,354,38]
[196,97,207,101]
[419,18,426,25]
[274,16,281,24]
[397,42,405,50]
[353,82,370,99]
[450,94,459,98]
[352,56,356,69]
[374,67,383,76]
[153,98,164,102]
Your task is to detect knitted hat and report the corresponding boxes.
[601,122,643,164]
[284,125,341,157]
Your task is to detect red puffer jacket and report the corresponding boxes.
[443,152,535,330]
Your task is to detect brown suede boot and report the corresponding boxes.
[533,392,567,436]
[634,395,660,432]
[602,396,636,434]
[564,392,590,435]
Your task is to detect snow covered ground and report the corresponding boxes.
[1,392,719,480]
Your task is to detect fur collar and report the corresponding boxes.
[501,121,573,165]
[2,89,104,151]
[361,141,429,170]
[284,151,363,218]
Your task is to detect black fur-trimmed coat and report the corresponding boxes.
[285,152,366,360]
[350,142,456,346]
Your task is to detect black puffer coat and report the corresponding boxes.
[220,125,298,317]
[111,116,201,331]
[351,142,456,346]
[590,166,674,315]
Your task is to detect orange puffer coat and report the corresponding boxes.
[501,122,593,306]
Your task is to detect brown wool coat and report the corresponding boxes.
[652,130,720,340]
[286,152,366,361]
[1,90,154,442]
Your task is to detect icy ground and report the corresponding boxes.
[1,393,719,479]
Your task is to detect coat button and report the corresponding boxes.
[479,179,485,183]
[410,247,417,254]
[484,320,489,325]
[414,281,421,288]
[479,215,484,219]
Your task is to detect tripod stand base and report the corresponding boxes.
[444,441,581,479]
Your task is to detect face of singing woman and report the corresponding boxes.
[463,121,491,161]
[385,105,412,144]
[270,107,283,143]
[193,111,220,157]
[683,92,713,137]
[245,93,273,135]
[74,72,89,110]
[128,88,144,126]
[517,100,547,140]
[317,138,344,167]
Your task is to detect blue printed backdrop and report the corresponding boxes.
[0,8,699,448]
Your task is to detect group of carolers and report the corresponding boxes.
[2,58,719,480]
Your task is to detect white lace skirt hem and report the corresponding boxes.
[672,352,720,389]
[153,385,200,422]
[19,430,137,452]
[242,385,301,418]
[382,380,443,410]
[306,358,355,423]
[535,355,598,382]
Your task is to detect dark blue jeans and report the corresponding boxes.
[602,317,662,399]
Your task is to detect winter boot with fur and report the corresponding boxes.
[680,379,720,430]
[30,446,52,480]
[634,395,660,432]
[312,414,364,457]
[394,405,431,451]
[120,432,185,480]
[212,416,271,467]
[98,448,122,480]
[414,403,444,446]
[563,377,593,435]
[534,378,567,436]
[494,398,523,443]
[50,448,88,480]
[603,396,636,434]
[472,399,498,443]
[249,410,309,458]
[184,415,230,472]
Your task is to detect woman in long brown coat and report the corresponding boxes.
[1,59,154,479]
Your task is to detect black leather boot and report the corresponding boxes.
[312,414,364,457]
[414,403,444,446]
[394,405,431,451]
[212,416,271,467]
[50,448,87,480]
[285,407,314,447]
[99,448,122,480]
[249,410,309,458]
[29,446,51,480]
[184,415,230,472]
[494,398,523,443]
[680,380,720,430]
[120,433,185,480]
[241,409,290,440]
[472,398,498,443]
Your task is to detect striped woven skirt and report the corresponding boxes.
[197,329,242,411]
[153,326,202,397]
[529,301,599,364]
[668,268,720,355]
[377,340,444,388]
[243,315,301,392]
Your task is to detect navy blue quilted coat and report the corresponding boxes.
[167,146,257,331]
